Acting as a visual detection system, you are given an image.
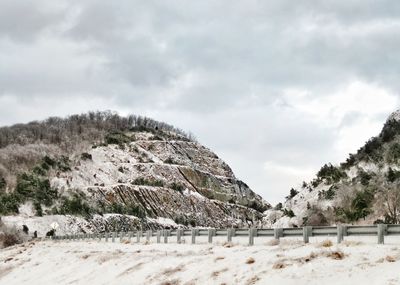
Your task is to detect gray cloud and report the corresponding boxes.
[1,0,400,203]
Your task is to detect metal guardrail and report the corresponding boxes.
[52,224,400,245]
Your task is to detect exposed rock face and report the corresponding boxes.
[0,113,270,234]
[51,131,269,230]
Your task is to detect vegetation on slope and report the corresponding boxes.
[283,116,400,226]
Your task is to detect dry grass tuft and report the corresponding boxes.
[342,240,363,247]
[302,252,317,263]
[222,242,234,248]
[272,262,286,269]
[159,279,181,285]
[328,250,345,260]
[211,268,228,278]
[246,276,260,285]
[214,256,225,261]
[386,255,396,263]
[319,240,333,248]
[163,266,183,277]
[0,222,27,249]
[265,239,280,246]
[246,257,255,264]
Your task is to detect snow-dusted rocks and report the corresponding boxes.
[2,128,270,235]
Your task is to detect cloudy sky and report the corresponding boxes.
[1,1,400,204]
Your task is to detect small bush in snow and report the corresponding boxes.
[319,240,333,248]
[81,152,92,160]
[0,222,26,248]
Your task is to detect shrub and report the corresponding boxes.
[336,189,375,222]
[289,188,298,198]
[188,218,196,227]
[164,157,175,164]
[0,222,25,248]
[387,167,400,182]
[170,182,184,192]
[81,152,92,160]
[118,166,124,173]
[43,155,56,167]
[32,165,47,176]
[358,169,372,186]
[283,208,295,218]
[318,186,336,200]
[358,137,383,162]
[174,215,188,226]
[381,119,400,143]
[274,202,283,210]
[341,154,356,169]
[58,194,92,216]
[56,156,71,172]
[125,203,147,218]
[0,193,20,215]
[149,135,163,141]
[132,177,164,187]
[311,178,321,188]
[285,188,298,200]
[15,172,58,210]
[105,202,147,218]
[0,177,6,191]
[317,163,347,184]
[105,132,132,146]
[387,143,400,163]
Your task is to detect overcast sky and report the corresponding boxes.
[1,1,400,204]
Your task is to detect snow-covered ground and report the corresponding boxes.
[1,237,400,285]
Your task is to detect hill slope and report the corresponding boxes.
[0,111,270,235]
[265,110,400,227]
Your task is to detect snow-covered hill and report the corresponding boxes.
[265,110,400,228]
[0,112,270,235]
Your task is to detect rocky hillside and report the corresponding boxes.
[265,110,400,228]
[0,112,270,236]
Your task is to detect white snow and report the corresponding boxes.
[146,217,178,228]
[1,237,400,284]
[183,188,205,200]
[388,109,400,122]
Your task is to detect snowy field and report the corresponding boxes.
[1,236,400,285]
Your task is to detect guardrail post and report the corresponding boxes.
[337,225,344,244]
[191,229,196,244]
[120,232,125,242]
[303,226,312,243]
[227,228,232,242]
[274,228,283,240]
[208,229,214,243]
[177,229,182,244]
[136,230,142,243]
[164,230,169,243]
[146,230,151,242]
[378,224,386,244]
[112,232,115,243]
[157,230,161,243]
[249,228,254,246]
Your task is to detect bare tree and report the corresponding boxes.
[376,180,400,224]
